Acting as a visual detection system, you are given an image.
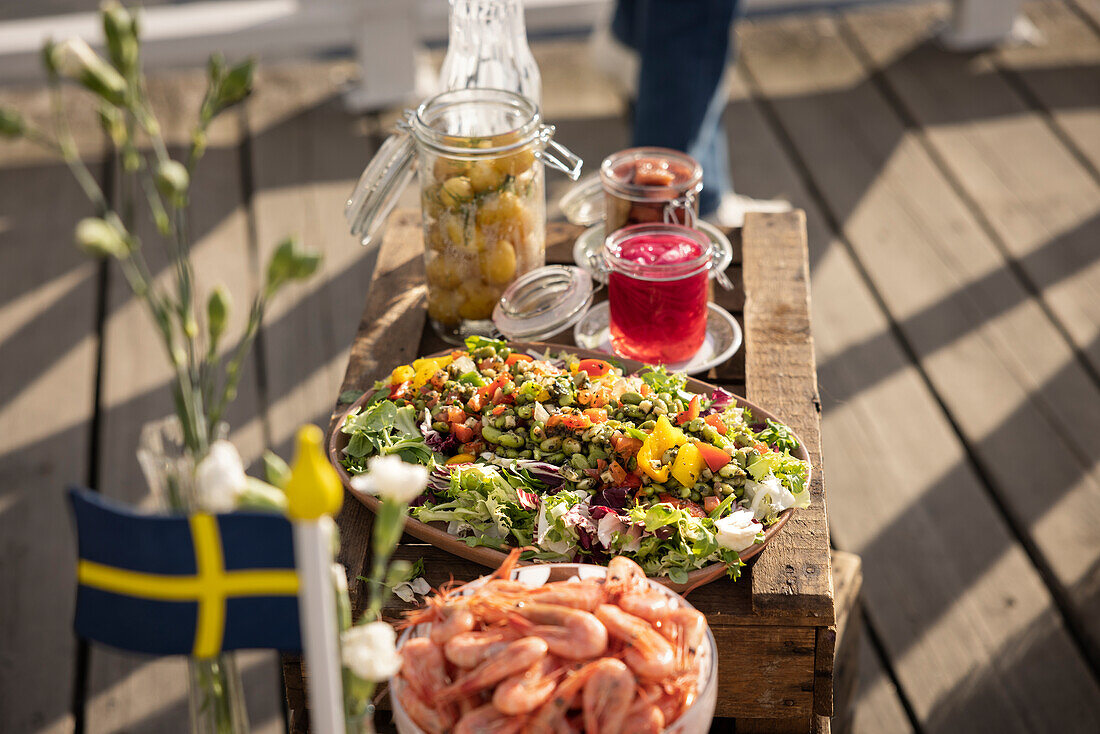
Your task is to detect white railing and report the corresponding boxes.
[0,0,1026,110]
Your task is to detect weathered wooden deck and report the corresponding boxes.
[2,1,1099,732]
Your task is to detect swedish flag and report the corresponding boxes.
[69,488,302,658]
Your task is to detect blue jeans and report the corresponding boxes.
[611,0,739,216]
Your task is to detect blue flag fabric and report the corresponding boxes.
[68,488,302,657]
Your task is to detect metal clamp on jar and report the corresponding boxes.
[346,88,582,343]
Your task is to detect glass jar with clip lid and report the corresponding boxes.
[346,88,582,343]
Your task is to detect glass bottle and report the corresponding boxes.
[439,0,542,104]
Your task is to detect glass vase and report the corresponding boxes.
[137,416,249,734]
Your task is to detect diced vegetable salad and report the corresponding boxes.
[339,337,810,583]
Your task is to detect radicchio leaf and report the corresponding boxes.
[515,487,540,511]
[703,387,735,415]
[591,485,631,510]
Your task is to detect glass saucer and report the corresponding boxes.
[573,301,743,374]
[572,220,735,284]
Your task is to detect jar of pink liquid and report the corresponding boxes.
[603,224,713,363]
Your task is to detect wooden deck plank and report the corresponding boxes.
[740,7,1100,686]
[841,0,1100,416]
[85,69,279,734]
[851,631,913,734]
[995,1,1100,180]
[245,60,379,459]
[839,0,1100,670]
[0,84,104,734]
[728,25,1100,730]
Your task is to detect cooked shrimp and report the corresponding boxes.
[445,629,520,668]
[531,579,607,611]
[492,656,560,715]
[396,682,454,734]
[659,606,708,670]
[617,587,676,623]
[594,604,675,680]
[501,602,608,660]
[438,637,549,703]
[581,658,636,734]
[454,702,525,734]
[604,556,648,600]
[620,695,664,734]
[524,662,595,734]
[429,603,475,645]
[398,637,451,697]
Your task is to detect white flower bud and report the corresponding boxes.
[194,440,248,512]
[341,621,401,682]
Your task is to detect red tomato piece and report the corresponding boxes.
[576,358,613,378]
[704,414,727,435]
[583,408,608,423]
[491,405,507,416]
[611,434,643,458]
[656,494,707,518]
[466,393,485,413]
[444,406,468,424]
[675,395,701,426]
[452,424,475,443]
[505,353,533,366]
[561,413,592,431]
[608,461,628,485]
[389,381,411,399]
[703,496,721,514]
[695,441,731,472]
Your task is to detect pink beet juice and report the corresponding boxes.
[604,224,712,363]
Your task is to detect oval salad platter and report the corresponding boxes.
[327,341,809,594]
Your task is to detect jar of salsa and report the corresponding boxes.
[601,147,703,233]
[603,223,713,363]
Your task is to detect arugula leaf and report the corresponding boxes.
[756,418,800,452]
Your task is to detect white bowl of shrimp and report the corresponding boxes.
[390,550,718,734]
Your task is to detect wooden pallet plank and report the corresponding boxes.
[85,69,279,734]
[727,32,1100,729]
[246,60,379,458]
[742,211,834,623]
[0,83,104,734]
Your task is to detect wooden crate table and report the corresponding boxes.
[285,209,835,733]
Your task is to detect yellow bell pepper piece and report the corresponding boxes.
[390,364,415,384]
[447,453,476,465]
[637,415,688,483]
[410,356,453,389]
[671,442,704,488]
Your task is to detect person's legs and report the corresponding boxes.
[629,0,739,216]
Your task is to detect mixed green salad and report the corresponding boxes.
[339,337,810,583]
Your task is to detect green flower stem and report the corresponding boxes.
[205,293,264,436]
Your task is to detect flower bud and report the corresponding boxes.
[262,449,292,489]
[341,621,401,682]
[216,59,254,110]
[74,217,128,258]
[52,37,127,105]
[195,440,248,512]
[155,159,189,204]
[96,104,126,147]
[101,1,139,77]
[265,237,321,293]
[206,284,231,346]
[0,107,25,139]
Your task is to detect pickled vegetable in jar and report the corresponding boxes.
[603,223,713,363]
[345,88,582,344]
[600,147,703,234]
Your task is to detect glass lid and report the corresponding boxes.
[492,265,594,342]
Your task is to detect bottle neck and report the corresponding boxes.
[441,0,540,103]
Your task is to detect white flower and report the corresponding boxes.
[349,454,428,504]
[195,440,248,512]
[341,621,402,682]
[743,475,798,522]
[714,507,763,553]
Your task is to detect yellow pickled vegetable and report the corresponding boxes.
[671,443,704,488]
[440,176,474,209]
[410,356,453,389]
[468,160,506,193]
[447,453,476,465]
[484,240,517,284]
